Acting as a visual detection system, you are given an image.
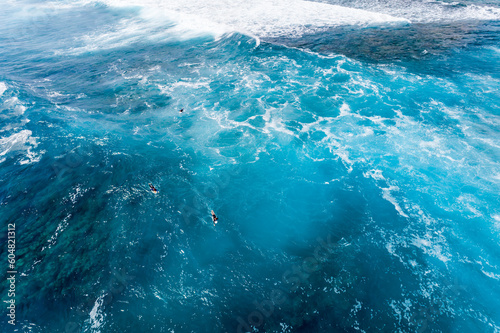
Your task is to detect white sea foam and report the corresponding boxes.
[2,97,26,116]
[56,9,225,56]
[0,82,7,97]
[339,102,351,117]
[87,294,106,332]
[102,0,409,39]
[493,214,500,230]
[19,148,42,165]
[363,169,385,181]
[482,270,500,280]
[42,214,72,251]
[420,136,441,149]
[158,80,211,94]
[0,130,38,160]
[389,299,412,325]
[325,0,500,24]
[456,194,484,218]
[411,233,451,263]
[382,186,408,218]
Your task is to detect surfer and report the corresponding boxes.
[179,108,184,113]
[211,210,218,226]
[149,183,158,193]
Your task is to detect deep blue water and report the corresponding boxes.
[1,0,499,332]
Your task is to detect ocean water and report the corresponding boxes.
[0,0,499,332]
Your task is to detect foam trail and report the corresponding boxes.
[85,294,106,332]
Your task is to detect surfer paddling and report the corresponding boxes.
[149,183,158,194]
[179,108,184,113]
[211,210,218,226]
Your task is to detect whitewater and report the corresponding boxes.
[0,0,499,332]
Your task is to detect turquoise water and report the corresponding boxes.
[1,0,499,332]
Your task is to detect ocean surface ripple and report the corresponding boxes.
[0,0,499,332]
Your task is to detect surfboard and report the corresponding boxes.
[149,183,158,194]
